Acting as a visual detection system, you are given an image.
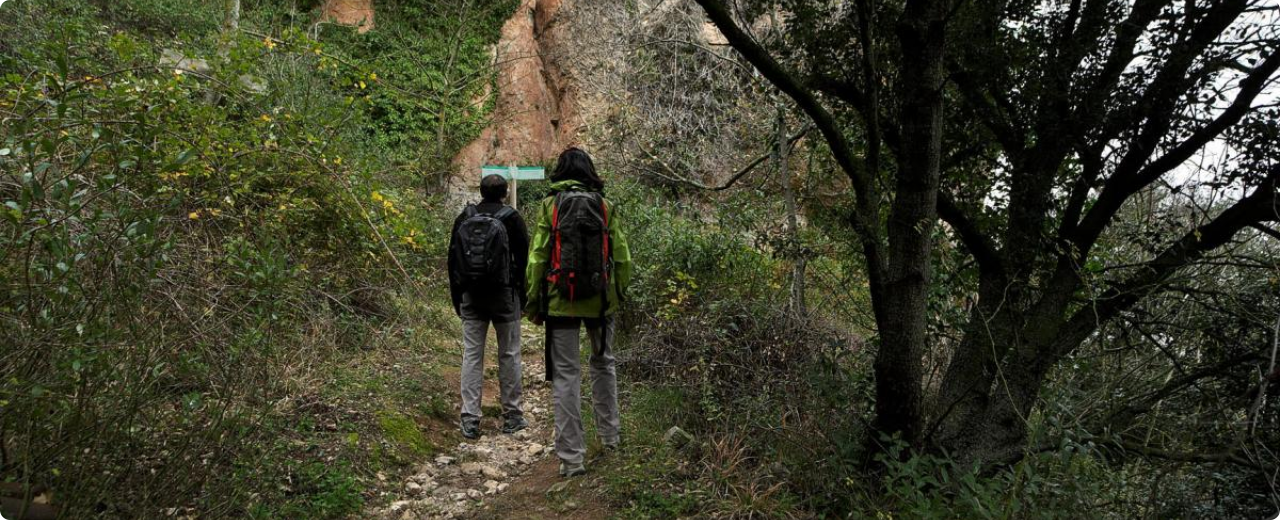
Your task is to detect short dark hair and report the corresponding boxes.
[480,174,508,202]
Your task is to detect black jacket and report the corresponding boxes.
[447,201,530,320]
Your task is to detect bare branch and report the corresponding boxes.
[638,125,812,191]
[1073,1,1258,254]
[692,0,871,198]
[1106,350,1262,427]
[1251,223,1280,242]
[1054,171,1280,358]
[1250,313,1280,434]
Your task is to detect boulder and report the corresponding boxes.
[480,465,506,479]
[159,49,211,75]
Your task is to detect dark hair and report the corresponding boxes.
[480,174,508,202]
[551,147,604,191]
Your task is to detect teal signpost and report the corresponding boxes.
[481,165,545,210]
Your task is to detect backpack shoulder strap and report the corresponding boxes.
[462,204,478,219]
[493,206,516,221]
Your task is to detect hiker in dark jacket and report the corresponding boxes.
[448,174,530,439]
[525,148,632,477]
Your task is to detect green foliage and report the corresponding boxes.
[609,177,778,317]
[298,0,518,181]
[599,387,704,519]
[251,462,364,519]
[0,0,506,516]
[599,178,856,518]
[856,439,1129,520]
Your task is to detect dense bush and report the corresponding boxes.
[600,177,1276,519]
[0,1,506,516]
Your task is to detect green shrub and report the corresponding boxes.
[0,1,506,516]
[253,462,363,519]
[855,439,1130,519]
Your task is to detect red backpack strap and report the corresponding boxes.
[600,195,610,274]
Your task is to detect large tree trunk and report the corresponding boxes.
[869,0,951,444]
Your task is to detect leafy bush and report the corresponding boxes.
[849,438,1132,519]
[303,0,518,182]
[0,0,507,516]
[601,178,872,517]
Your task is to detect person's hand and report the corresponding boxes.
[529,313,544,326]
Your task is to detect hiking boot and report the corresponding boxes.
[501,414,528,434]
[460,420,481,440]
[602,440,619,452]
[559,461,586,477]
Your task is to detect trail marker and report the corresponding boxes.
[480,165,545,210]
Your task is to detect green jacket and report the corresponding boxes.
[524,180,632,318]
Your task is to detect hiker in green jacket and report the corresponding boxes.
[525,147,631,478]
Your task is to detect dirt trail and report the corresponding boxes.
[363,319,616,520]
[466,457,612,520]
[364,325,565,519]
[363,0,613,516]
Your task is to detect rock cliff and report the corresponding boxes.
[451,0,582,198]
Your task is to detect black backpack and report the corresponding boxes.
[548,191,611,301]
[453,205,515,288]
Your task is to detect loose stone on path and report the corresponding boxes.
[366,347,556,519]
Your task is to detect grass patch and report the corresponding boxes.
[594,385,704,518]
[249,462,364,519]
[424,392,454,421]
[378,410,437,459]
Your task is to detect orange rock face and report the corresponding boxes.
[451,0,581,197]
[322,0,375,33]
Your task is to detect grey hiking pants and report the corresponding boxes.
[460,319,523,424]
[548,317,620,465]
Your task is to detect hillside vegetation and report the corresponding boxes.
[1,0,512,516]
[3,1,1280,519]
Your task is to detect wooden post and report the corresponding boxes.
[508,164,519,211]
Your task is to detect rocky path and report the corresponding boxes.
[366,329,561,520]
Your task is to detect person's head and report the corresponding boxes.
[551,147,604,191]
[479,174,508,203]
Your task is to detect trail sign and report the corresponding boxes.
[481,165,546,181]
[479,165,545,210]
